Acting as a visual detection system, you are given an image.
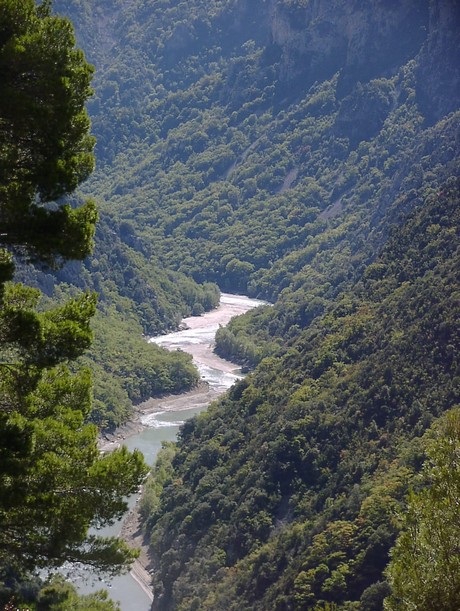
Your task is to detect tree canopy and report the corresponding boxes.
[6,0,458,607]
[385,409,460,610]
[0,0,147,602]
[0,0,96,265]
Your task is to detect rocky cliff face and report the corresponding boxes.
[269,0,429,93]
[269,0,460,121]
[416,0,460,122]
[61,0,458,125]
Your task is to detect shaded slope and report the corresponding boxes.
[145,179,459,610]
[55,0,459,301]
[45,1,460,606]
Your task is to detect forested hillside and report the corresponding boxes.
[0,2,147,608]
[45,0,460,608]
[143,179,459,609]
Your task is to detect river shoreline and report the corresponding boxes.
[105,381,236,603]
[98,382,218,604]
[98,382,215,453]
[94,294,266,608]
[120,501,154,603]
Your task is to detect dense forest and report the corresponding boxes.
[0,1,147,608]
[1,0,459,609]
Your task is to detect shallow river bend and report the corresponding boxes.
[76,293,266,610]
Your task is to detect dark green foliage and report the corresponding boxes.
[139,442,177,523]
[0,572,120,610]
[40,0,457,432]
[51,213,221,336]
[0,0,96,266]
[41,0,460,608]
[334,80,395,146]
[384,409,460,610]
[216,105,460,365]
[0,243,148,579]
[4,0,223,431]
[35,576,120,610]
[0,0,148,593]
[144,183,459,609]
[52,0,458,319]
[82,308,199,429]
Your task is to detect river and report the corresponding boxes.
[75,293,266,610]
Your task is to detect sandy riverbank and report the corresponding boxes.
[120,502,154,603]
[98,294,267,605]
[98,382,217,453]
[109,382,223,605]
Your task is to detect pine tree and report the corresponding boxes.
[0,0,97,265]
[0,0,147,584]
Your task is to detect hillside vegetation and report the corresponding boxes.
[144,179,459,609]
[0,2,147,607]
[49,0,460,608]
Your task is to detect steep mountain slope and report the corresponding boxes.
[145,179,459,610]
[49,0,460,607]
[55,0,459,299]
